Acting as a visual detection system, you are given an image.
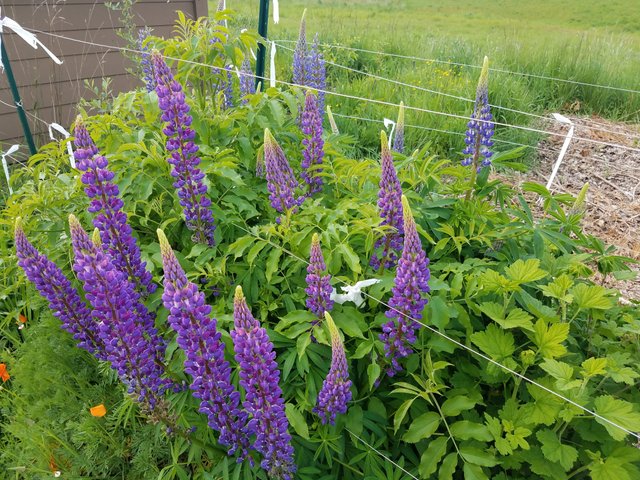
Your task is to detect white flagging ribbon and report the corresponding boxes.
[383,118,396,148]
[545,113,574,191]
[330,279,381,308]
[48,122,75,168]
[269,41,277,88]
[273,0,280,24]
[1,144,19,195]
[0,8,62,72]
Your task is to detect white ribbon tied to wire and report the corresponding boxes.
[269,41,277,88]
[330,279,381,308]
[273,0,280,24]
[48,122,75,168]
[545,113,574,191]
[1,144,19,195]
[0,8,62,72]
[383,118,396,148]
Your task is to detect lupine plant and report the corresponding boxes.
[137,27,156,92]
[392,101,405,154]
[305,233,333,320]
[300,90,325,194]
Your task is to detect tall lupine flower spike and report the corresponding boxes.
[308,34,326,114]
[218,65,234,110]
[380,196,430,377]
[392,101,405,154]
[462,56,494,170]
[14,218,105,358]
[263,129,300,222]
[152,51,216,245]
[314,312,352,425]
[300,91,325,195]
[292,9,308,87]
[370,131,404,271]
[137,28,156,92]
[158,230,249,457]
[239,58,255,103]
[69,214,169,407]
[305,233,333,320]
[231,286,296,479]
[73,117,156,296]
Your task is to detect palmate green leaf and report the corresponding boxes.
[581,357,608,378]
[571,283,613,310]
[593,396,640,441]
[479,302,534,331]
[419,436,448,478]
[471,324,515,360]
[540,274,574,303]
[536,429,578,471]
[505,258,548,285]
[539,359,581,390]
[530,319,569,359]
[522,381,564,426]
[402,412,441,443]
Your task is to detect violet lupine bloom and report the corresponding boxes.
[314,312,352,425]
[231,286,295,479]
[158,230,249,457]
[73,117,156,296]
[137,28,155,92]
[462,56,494,169]
[14,218,105,358]
[300,91,325,194]
[239,58,255,104]
[152,51,216,246]
[263,129,300,218]
[69,214,168,407]
[392,101,405,154]
[218,65,234,110]
[380,196,430,377]
[292,9,308,87]
[305,233,333,320]
[370,131,404,271]
[308,34,326,114]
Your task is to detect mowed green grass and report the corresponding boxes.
[215,0,640,157]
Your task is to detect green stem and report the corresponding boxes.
[429,392,462,458]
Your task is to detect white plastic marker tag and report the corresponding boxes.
[269,41,277,88]
[0,9,62,72]
[273,0,280,24]
[49,122,75,168]
[383,118,396,148]
[1,144,19,195]
[330,279,381,308]
[546,113,574,191]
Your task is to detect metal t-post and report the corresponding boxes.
[255,0,270,91]
[1,36,37,155]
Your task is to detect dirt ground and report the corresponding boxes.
[498,115,640,301]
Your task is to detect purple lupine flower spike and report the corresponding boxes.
[14,218,105,358]
[370,131,404,271]
[231,286,296,479]
[392,101,405,154]
[152,51,216,245]
[263,129,300,221]
[308,34,326,114]
[218,65,234,110]
[239,58,255,104]
[292,9,308,87]
[158,230,249,457]
[73,117,156,296]
[380,196,430,377]
[314,312,352,425]
[300,91,325,194]
[69,214,168,408]
[305,233,333,320]
[462,56,494,169]
[138,28,156,92]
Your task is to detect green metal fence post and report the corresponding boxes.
[255,0,270,90]
[1,35,37,155]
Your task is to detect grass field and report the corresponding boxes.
[217,0,640,157]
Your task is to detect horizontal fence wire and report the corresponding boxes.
[21,28,640,154]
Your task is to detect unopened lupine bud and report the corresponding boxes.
[300,91,325,194]
[392,102,405,154]
[305,233,333,319]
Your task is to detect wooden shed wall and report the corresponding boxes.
[0,0,208,148]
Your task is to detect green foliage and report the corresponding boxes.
[2,9,640,480]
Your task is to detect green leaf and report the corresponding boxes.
[402,411,440,443]
[246,240,267,266]
[463,463,489,480]
[505,258,547,285]
[332,307,367,339]
[441,396,477,417]
[571,283,613,310]
[439,452,458,480]
[540,274,574,303]
[594,396,640,441]
[367,363,381,391]
[536,429,578,471]
[427,295,451,330]
[530,320,569,359]
[479,302,533,331]
[581,357,608,378]
[285,403,309,440]
[450,421,493,441]
[460,445,499,467]
[418,436,448,478]
[265,247,282,282]
[393,398,416,434]
[590,458,632,480]
[336,243,361,274]
[540,359,580,390]
[471,324,515,360]
[345,405,363,437]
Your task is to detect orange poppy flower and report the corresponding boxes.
[0,363,9,382]
[90,404,107,417]
[18,314,27,323]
